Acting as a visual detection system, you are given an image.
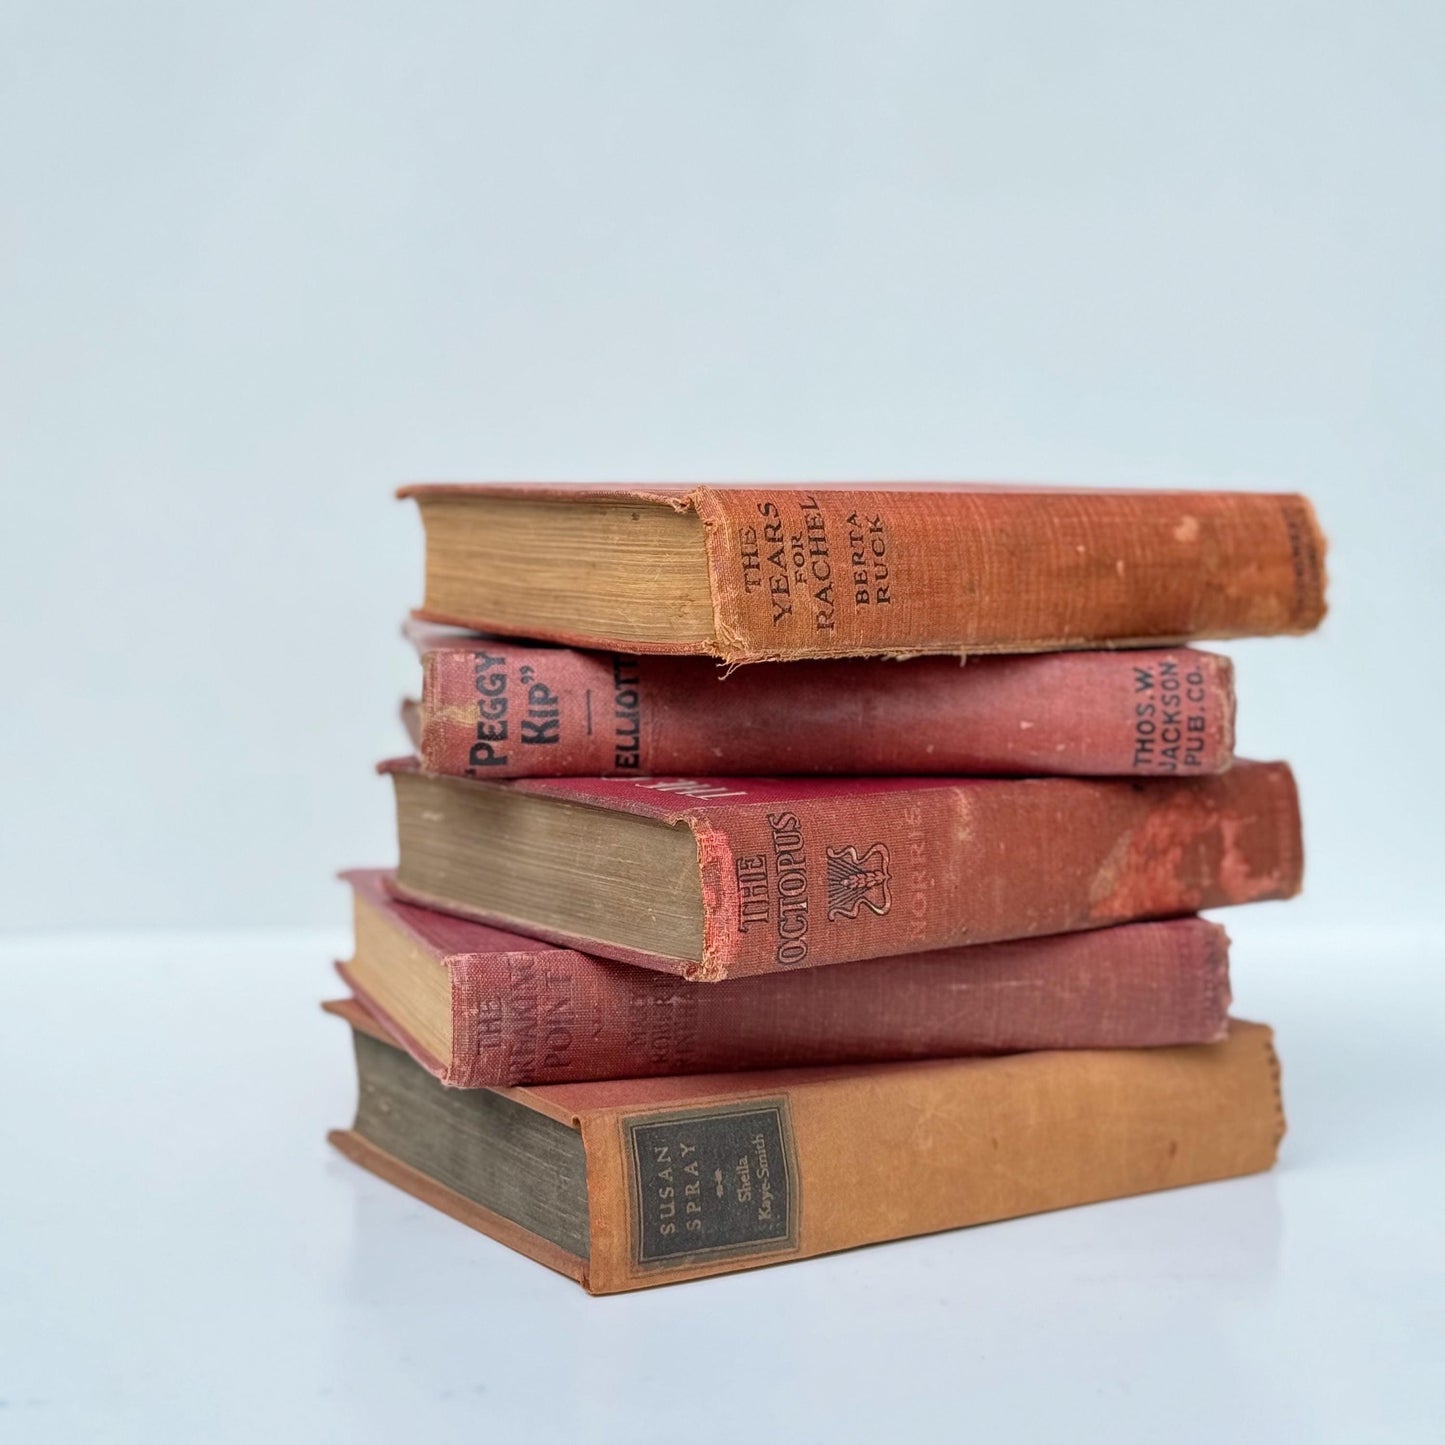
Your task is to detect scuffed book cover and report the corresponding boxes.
[385,760,1303,980]
[402,482,1327,663]
[327,1000,1285,1294]
[340,869,1232,1086]
[408,622,1237,779]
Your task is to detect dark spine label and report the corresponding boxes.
[624,1099,797,1268]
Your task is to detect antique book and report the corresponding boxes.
[383,759,1302,980]
[406,623,1236,779]
[327,999,1285,1294]
[339,869,1232,1086]
[400,482,1326,663]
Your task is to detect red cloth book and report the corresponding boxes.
[385,759,1302,980]
[407,624,1236,779]
[401,482,1326,663]
[339,869,1232,1087]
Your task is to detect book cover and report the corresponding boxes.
[341,869,1232,1086]
[328,1000,1285,1294]
[403,482,1326,662]
[410,625,1236,779]
[386,760,1303,979]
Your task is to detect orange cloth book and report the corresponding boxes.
[328,999,1285,1294]
[402,482,1326,664]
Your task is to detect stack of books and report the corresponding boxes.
[328,483,1326,1293]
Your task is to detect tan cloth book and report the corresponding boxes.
[328,999,1284,1294]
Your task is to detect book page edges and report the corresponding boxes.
[327,1130,590,1288]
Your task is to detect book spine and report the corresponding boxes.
[577,1020,1284,1292]
[688,761,1300,978]
[419,643,1236,778]
[690,487,1326,663]
[396,918,1228,1086]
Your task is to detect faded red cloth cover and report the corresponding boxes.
[385,759,1302,980]
[341,869,1231,1086]
[402,482,1327,662]
[410,623,1235,779]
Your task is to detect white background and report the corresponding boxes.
[2,1,1442,934]
[2,6,1443,1441]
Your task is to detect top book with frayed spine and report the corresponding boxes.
[401,482,1327,665]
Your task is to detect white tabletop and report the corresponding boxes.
[3,920,1441,1443]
